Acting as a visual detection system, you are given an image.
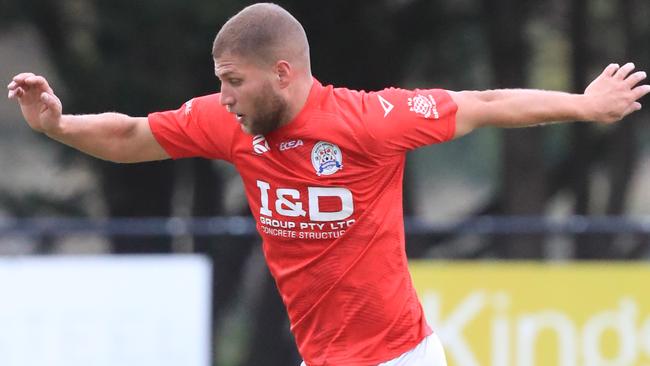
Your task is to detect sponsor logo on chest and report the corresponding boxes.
[252,135,270,155]
[279,139,304,151]
[252,141,351,240]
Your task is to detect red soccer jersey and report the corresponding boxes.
[148,79,457,365]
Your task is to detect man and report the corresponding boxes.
[7,3,649,366]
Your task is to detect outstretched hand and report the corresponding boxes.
[584,63,650,123]
[7,73,63,133]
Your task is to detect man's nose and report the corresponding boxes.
[220,93,235,108]
[219,87,235,107]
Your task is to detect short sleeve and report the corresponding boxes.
[360,88,457,156]
[148,93,237,161]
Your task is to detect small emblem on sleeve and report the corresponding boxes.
[253,135,270,155]
[311,141,343,176]
[377,94,394,118]
[408,94,439,119]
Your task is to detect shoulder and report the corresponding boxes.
[183,93,240,131]
[184,93,229,117]
[317,84,376,121]
[323,85,411,120]
[318,85,410,131]
[151,92,242,144]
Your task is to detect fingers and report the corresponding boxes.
[626,70,647,87]
[622,102,642,118]
[603,62,649,92]
[7,73,53,94]
[10,72,36,85]
[24,75,53,93]
[7,87,24,100]
[633,84,650,100]
[602,63,620,77]
[614,62,635,80]
[40,92,59,109]
[7,73,37,92]
[621,84,648,119]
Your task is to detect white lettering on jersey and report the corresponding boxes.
[279,139,304,151]
[276,188,307,217]
[308,187,354,222]
[257,180,353,222]
[377,94,394,118]
[257,180,273,216]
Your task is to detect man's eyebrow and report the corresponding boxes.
[216,70,241,79]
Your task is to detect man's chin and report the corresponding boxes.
[241,126,268,136]
[241,122,275,136]
[239,121,260,135]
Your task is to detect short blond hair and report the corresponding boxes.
[212,3,310,67]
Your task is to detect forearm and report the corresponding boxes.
[46,113,147,162]
[451,88,597,138]
[468,89,591,127]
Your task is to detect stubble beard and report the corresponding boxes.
[245,82,288,136]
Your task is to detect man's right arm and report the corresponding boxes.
[7,73,169,163]
[50,113,169,163]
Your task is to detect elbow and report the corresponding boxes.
[105,155,133,164]
[90,149,133,164]
[471,89,501,103]
[104,147,150,164]
[453,93,492,137]
[458,90,497,103]
[104,116,142,163]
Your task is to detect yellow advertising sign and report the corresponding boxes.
[410,261,650,366]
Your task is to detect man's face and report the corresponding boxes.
[214,54,288,135]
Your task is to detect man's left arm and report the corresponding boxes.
[451,62,650,138]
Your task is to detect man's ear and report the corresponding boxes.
[275,60,292,88]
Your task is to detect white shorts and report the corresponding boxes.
[300,333,447,366]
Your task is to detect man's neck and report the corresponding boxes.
[279,76,314,127]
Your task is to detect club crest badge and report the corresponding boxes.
[408,93,439,119]
[311,141,343,176]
